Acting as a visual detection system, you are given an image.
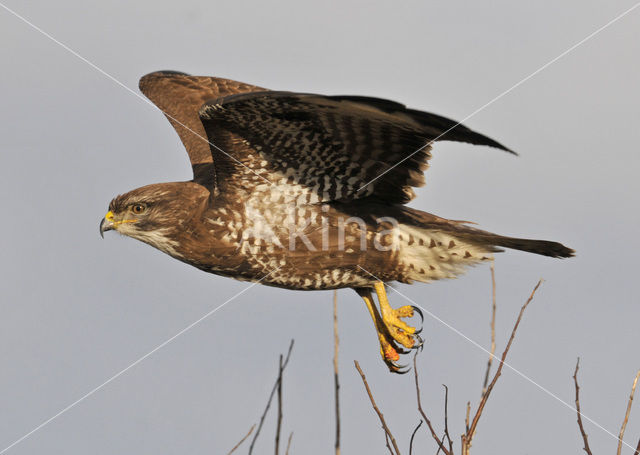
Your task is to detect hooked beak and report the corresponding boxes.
[100,211,115,238]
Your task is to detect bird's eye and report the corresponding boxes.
[131,204,146,214]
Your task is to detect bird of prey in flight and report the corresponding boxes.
[100,71,573,372]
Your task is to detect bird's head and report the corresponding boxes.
[100,182,209,253]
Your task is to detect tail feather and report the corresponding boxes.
[450,227,575,259]
[390,215,573,284]
[398,207,575,259]
[490,236,575,258]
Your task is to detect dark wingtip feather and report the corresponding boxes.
[470,135,517,156]
[404,108,517,155]
[460,133,517,156]
[329,95,517,155]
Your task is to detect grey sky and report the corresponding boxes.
[1,1,639,453]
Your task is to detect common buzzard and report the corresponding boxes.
[100,71,573,372]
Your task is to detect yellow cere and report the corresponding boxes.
[104,211,137,226]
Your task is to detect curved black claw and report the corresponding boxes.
[386,335,426,374]
[387,360,410,374]
[413,333,425,351]
[411,305,424,334]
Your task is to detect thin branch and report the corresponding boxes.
[413,353,451,455]
[385,432,395,455]
[275,354,284,455]
[573,359,594,455]
[462,402,470,455]
[249,340,295,455]
[443,385,454,454]
[333,290,341,455]
[464,279,542,453]
[618,370,640,455]
[465,402,470,434]
[285,432,293,455]
[354,360,401,455]
[225,424,255,455]
[634,437,640,455]
[409,421,423,455]
[481,264,497,397]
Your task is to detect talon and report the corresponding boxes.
[383,344,400,362]
[395,305,414,318]
[383,336,424,373]
[358,284,428,374]
[383,313,417,348]
[373,282,422,350]
[393,319,416,335]
[412,305,424,325]
[387,360,410,374]
[393,363,411,374]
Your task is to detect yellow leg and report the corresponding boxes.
[373,281,419,350]
[357,284,423,373]
[360,289,401,364]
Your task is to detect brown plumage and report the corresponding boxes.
[100,71,573,372]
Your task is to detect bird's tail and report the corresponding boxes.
[485,235,574,258]
[390,208,573,282]
[398,207,575,259]
[424,223,575,259]
[393,219,573,283]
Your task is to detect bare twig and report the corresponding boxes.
[385,433,395,455]
[465,402,470,434]
[634,437,640,455]
[481,264,497,397]
[225,424,255,455]
[443,385,454,454]
[285,432,293,455]
[354,360,401,455]
[462,280,542,454]
[409,421,423,455]
[573,359,594,455]
[275,354,284,455]
[413,353,451,455]
[249,340,295,455]
[424,387,452,455]
[618,370,640,455]
[333,290,341,455]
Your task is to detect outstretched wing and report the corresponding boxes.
[198,91,513,204]
[138,71,265,184]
